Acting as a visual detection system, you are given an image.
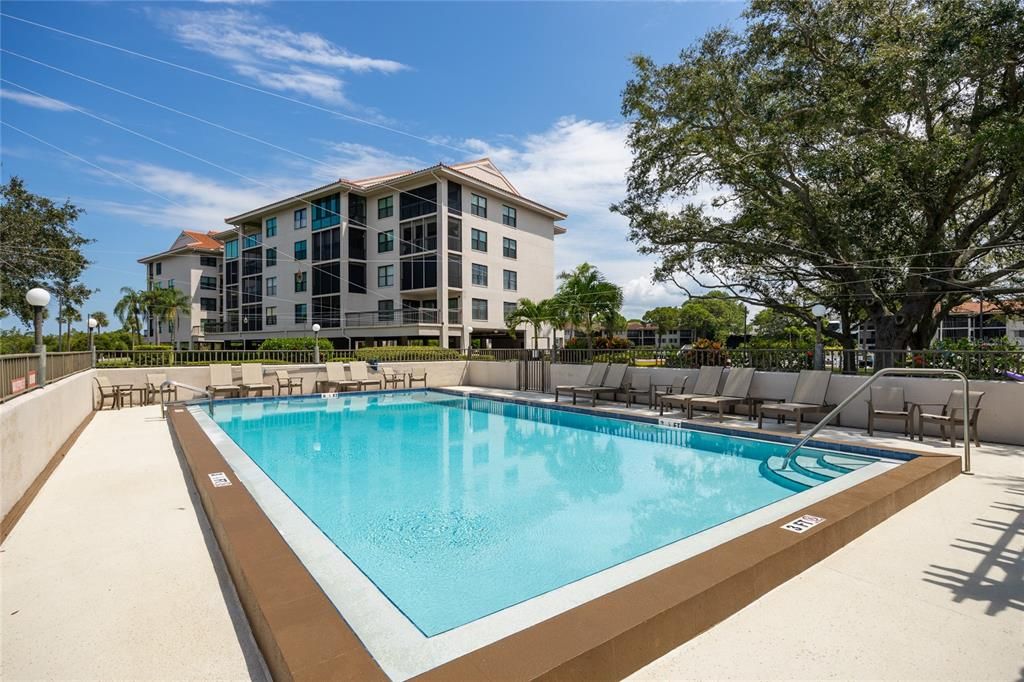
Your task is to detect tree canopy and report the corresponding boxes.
[554,262,624,350]
[614,0,1024,353]
[677,291,747,342]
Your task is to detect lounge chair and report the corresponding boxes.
[275,370,303,396]
[381,366,405,389]
[408,367,427,388]
[554,362,608,402]
[659,366,724,416]
[347,361,382,390]
[866,386,913,437]
[239,364,274,397]
[571,363,628,406]
[94,375,132,410]
[653,375,689,411]
[206,364,241,399]
[918,390,985,447]
[623,372,653,407]
[316,362,357,393]
[757,369,834,434]
[686,368,756,421]
[146,372,177,405]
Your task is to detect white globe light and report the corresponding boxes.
[466,326,474,334]
[88,317,99,329]
[25,287,51,307]
[312,323,321,333]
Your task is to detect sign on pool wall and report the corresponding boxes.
[208,472,232,488]
[781,514,825,533]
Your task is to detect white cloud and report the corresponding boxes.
[159,8,406,105]
[0,89,75,112]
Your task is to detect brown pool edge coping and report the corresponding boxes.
[167,405,961,682]
[1,409,95,543]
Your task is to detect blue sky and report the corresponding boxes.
[1,1,745,332]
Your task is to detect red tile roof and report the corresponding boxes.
[182,230,223,251]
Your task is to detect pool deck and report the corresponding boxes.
[2,392,1021,680]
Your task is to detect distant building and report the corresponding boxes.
[935,300,1024,346]
[137,230,223,347]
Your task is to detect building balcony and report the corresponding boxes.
[345,308,448,328]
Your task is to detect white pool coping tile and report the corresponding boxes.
[189,401,900,681]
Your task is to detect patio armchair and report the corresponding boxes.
[146,372,177,406]
[659,366,724,416]
[757,370,835,434]
[206,364,241,399]
[865,386,913,437]
[239,364,274,397]
[571,363,628,406]
[555,362,608,402]
[94,375,132,410]
[381,366,405,389]
[686,368,756,422]
[653,375,689,412]
[348,361,382,390]
[316,362,357,393]
[917,390,985,448]
[623,372,653,407]
[274,370,303,396]
[408,367,427,388]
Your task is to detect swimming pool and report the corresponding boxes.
[202,389,882,638]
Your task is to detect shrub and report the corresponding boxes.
[258,337,333,352]
[352,346,464,362]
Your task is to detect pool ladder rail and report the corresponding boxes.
[770,367,972,478]
[159,379,212,418]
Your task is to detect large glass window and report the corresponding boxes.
[312,228,341,261]
[294,208,307,229]
[400,218,438,255]
[378,195,394,219]
[225,261,239,286]
[448,253,462,288]
[241,277,262,304]
[242,250,262,276]
[200,275,217,290]
[226,288,239,309]
[472,263,488,287]
[349,194,367,226]
[348,262,367,294]
[266,276,277,296]
[243,233,262,249]
[399,184,437,221]
[265,247,277,267]
[312,193,341,230]
[503,269,517,291]
[503,236,517,259]
[348,227,367,260]
[313,262,341,295]
[312,295,341,327]
[378,264,394,288]
[200,255,218,267]
[294,303,308,325]
[471,228,488,252]
[378,230,394,253]
[265,217,277,237]
[400,254,438,290]
[224,240,238,259]
[502,206,517,227]
[378,299,394,322]
[448,217,462,251]
[294,271,307,292]
[448,181,462,216]
[200,297,218,312]
[155,262,162,275]
[472,298,488,321]
[294,240,307,260]
[470,194,487,218]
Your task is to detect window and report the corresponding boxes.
[294,271,307,292]
[242,250,262,276]
[504,301,517,318]
[155,262,162,275]
[400,218,438,255]
[470,194,487,217]
[224,240,238,259]
[376,230,394,253]
[472,298,488,321]
[265,306,277,326]
[225,260,239,286]
[503,269,517,291]
[200,275,217,290]
[294,303,308,325]
[472,263,488,287]
[448,253,462,288]
[349,194,367,226]
[503,237,517,259]
[378,264,394,288]
[349,227,367,260]
[400,254,438,290]
[200,255,218,267]
[266,217,277,237]
[471,228,488,252]
[312,295,341,327]
[448,217,462,251]
[399,183,437,220]
[448,181,462,216]
[313,262,341,295]
[312,228,341,261]
[265,247,277,266]
[294,240,307,260]
[243,233,261,249]
[266,276,277,296]
[378,299,394,322]
[226,288,239,309]
[312,193,341,230]
[502,206,517,227]
[349,262,366,294]
[378,195,394,219]
[168,279,175,289]
[294,208,307,229]
[241,277,261,304]
[200,297,218,312]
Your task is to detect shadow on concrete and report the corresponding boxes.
[922,476,1023,617]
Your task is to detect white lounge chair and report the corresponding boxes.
[239,364,274,397]
[206,364,241,399]
[347,361,382,390]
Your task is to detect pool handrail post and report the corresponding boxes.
[160,379,213,418]
[781,367,971,474]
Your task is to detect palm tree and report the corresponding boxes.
[505,298,553,349]
[161,287,192,349]
[114,287,145,348]
[554,263,624,351]
[90,311,109,331]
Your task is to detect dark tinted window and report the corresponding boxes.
[399,184,437,220]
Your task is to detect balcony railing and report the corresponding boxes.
[345,308,448,328]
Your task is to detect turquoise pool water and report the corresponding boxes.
[206,390,866,636]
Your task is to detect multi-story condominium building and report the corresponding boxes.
[204,158,567,349]
[934,300,1024,346]
[137,230,223,347]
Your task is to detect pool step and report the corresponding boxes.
[763,451,873,491]
[761,456,818,490]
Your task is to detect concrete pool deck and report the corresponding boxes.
[2,393,1021,680]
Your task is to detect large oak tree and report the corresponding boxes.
[614,0,1024,355]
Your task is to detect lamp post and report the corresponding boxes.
[465,325,474,358]
[312,323,321,365]
[26,288,51,387]
[88,317,99,367]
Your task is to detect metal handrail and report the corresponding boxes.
[780,367,973,474]
[160,379,212,417]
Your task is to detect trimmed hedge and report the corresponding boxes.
[352,346,464,362]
